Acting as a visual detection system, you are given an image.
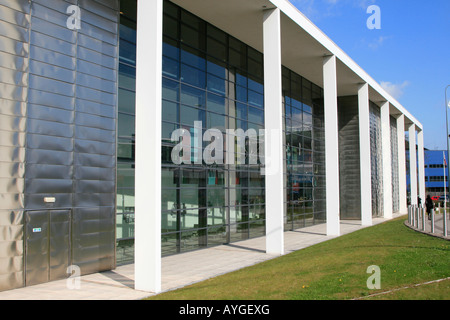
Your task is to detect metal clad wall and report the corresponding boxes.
[0,0,30,291]
[338,96,361,219]
[72,0,118,275]
[0,0,118,291]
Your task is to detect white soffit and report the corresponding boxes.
[169,0,422,130]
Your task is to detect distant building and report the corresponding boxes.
[407,149,449,199]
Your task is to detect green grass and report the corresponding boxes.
[147,216,450,300]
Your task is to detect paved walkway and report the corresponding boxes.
[405,212,450,240]
[0,216,398,300]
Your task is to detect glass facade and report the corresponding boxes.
[282,67,326,230]
[369,102,383,217]
[390,116,400,213]
[116,0,325,264]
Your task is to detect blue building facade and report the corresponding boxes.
[407,150,449,199]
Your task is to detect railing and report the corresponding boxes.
[407,204,449,238]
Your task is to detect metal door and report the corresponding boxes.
[25,210,71,286]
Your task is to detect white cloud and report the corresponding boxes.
[380,81,410,100]
[368,36,390,49]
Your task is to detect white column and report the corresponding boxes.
[263,8,284,255]
[381,102,393,219]
[397,115,408,213]
[417,129,425,205]
[358,83,372,226]
[134,0,163,293]
[323,55,340,236]
[409,124,418,206]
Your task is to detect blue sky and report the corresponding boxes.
[290,0,450,150]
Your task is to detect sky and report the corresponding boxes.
[290,0,450,150]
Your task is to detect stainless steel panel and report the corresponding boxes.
[0,66,28,86]
[75,139,115,155]
[0,21,29,42]
[28,104,74,124]
[25,210,71,286]
[0,131,26,148]
[26,149,73,166]
[0,163,25,179]
[49,210,70,281]
[0,0,29,292]
[0,100,27,117]
[0,0,30,13]
[76,99,116,118]
[28,89,75,111]
[1,0,119,292]
[30,16,76,43]
[78,33,117,57]
[0,34,29,57]
[30,46,75,70]
[27,134,74,152]
[0,5,29,27]
[0,114,26,132]
[25,211,48,286]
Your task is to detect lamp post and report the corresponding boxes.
[445,85,450,237]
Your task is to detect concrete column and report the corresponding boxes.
[417,129,425,205]
[397,115,408,213]
[381,102,393,219]
[134,0,163,293]
[263,8,284,255]
[409,124,418,206]
[323,55,340,236]
[358,83,372,226]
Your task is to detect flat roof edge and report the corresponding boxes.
[269,0,422,130]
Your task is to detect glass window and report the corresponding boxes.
[180,105,205,126]
[248,90,263,108]
[162,100,178,123]
[207,37,227,62]
[163,14,179,39]
[118,113,135,138]
[181,64,206,88]
[207,24,227,44]
[207,73,226,96]
[118,88,135,114]
[207,112,226,130]
[207,93,226,114]
[162,78,180,101]
[181,45,205,70]
[180,24,205,50]
[163,36,179,60]
[207,57,227,79]
[248,106,264,124]
[180,84,205,108]
[119,63,136,91]
[163,56,179,79]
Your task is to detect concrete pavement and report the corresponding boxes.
[0,216,398,300]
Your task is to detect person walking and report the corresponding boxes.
[425,195,433,220]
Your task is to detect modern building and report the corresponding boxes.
[406,150,449,198]
[0,0,426,293]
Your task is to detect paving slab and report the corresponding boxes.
[0,216,397,300]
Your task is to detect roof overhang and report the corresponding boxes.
[169,0,422,131]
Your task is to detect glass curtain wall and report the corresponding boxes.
[282,67,326,230]
[369,102,383,217]
[390,116,400,213]
[116,1,137,264]
[161,1,265,256]
[116,0,326,263]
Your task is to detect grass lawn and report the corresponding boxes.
[147,216,450,300]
